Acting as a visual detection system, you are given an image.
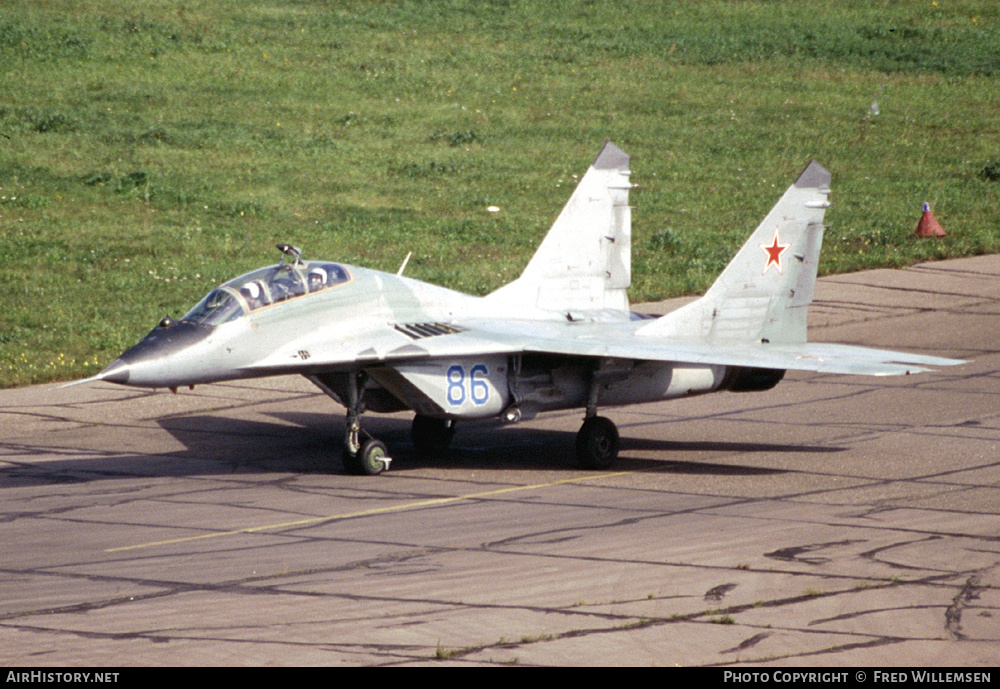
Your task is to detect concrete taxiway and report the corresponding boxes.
[1,255,998,666]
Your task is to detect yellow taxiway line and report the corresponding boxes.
[106,471,632,553]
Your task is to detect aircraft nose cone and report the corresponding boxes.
[119,320,213,365]
[97,358,130,384]
[102,320,216,388]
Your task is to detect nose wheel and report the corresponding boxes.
[344,437,391,476]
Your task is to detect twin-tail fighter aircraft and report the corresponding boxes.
[78,142,962,474]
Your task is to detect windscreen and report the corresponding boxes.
[181,288,245,325]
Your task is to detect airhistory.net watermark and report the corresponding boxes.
[6,673,119,684]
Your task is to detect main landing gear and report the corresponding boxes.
[574,364,620,470]
[575,415,619,470]
[411,415,456,458]
[316,365,622,474]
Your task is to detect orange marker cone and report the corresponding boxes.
[915,202,946,237]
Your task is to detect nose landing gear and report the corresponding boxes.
[337,371,392,476]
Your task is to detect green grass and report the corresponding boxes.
[2,0,999,386]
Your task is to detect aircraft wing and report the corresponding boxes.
[243,316,962,378]
[454,318,964,376]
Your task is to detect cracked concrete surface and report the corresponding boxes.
[1,255,998,666]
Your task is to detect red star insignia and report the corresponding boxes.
[760,230,788,274]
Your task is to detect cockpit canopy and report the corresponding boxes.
[181,262,351,326]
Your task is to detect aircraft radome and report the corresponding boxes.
[70,143,964,475]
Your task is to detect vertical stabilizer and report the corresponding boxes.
[639,161,831,344]
[487,142,633,314]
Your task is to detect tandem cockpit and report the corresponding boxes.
[181,245,351,327]
[87,244,354,389]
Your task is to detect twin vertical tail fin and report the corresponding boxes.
[487,147,830,343]
[639,161,831,344]
[487,142,633,314]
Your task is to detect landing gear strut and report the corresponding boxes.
[340,371,391,475]
[574,363,619,469]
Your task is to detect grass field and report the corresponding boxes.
[2,0,999,386]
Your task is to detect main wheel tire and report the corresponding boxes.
[575,416,619,470]
[411,415,456,458]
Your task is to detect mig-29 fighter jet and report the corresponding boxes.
[79,143,962,474]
